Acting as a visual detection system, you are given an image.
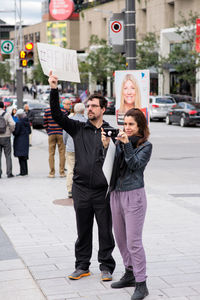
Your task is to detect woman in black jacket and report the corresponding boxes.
[13,109,31,176]
[102,108,152,300]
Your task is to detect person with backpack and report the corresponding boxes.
[0,101,15,178]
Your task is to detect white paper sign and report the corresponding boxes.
[37,43,80,83]
[102,139,116,186]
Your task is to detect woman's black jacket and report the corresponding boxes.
[13,117,31,157]
[50,88,109,189]
[110,140,152,192]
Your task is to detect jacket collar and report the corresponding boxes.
[84,119,109,130]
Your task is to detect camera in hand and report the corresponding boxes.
[104,127,119,138]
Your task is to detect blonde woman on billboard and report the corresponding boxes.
[119,74,141,113]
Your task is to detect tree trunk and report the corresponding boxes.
[191,84,195,100]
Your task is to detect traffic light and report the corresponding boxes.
[19,50,28,67]
[25,42,34,67]
[73,0,84,12]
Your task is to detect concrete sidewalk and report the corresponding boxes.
[0,129,200,300]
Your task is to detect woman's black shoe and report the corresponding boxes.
[131,281,149,300]
[7,174,14,178]
[111,268,135,288]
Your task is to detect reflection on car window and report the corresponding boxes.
[155,98,175,104]
[178,102,185,109]
[186,103,195,110]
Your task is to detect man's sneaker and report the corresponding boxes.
[101,270,112,281]
[111,268,135,288]
[68,269,90,280]
[60,173,66,178]
[48,174,55,178]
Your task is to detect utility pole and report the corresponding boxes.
[14,0,23,108]
[125,0,136,70]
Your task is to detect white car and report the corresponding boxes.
[149,95,176,121]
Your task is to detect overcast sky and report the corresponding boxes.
[0,0,42,25]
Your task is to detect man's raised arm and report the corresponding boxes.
[48,71,78,136]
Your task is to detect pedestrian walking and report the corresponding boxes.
[63,103,87,198]
[13,109,31,176]
[0,101,15,178]
[48,71,115,281]
[43,104,66,178]
[101,108,152,300]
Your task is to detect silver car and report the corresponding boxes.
[149,96,176,121]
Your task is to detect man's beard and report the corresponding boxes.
[88,111,97,120]
[88,114,97,120]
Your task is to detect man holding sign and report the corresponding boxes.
[48,71,115,281]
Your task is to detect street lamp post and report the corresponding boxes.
[125,0,136,70]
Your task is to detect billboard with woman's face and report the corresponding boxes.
[115,70,149,125]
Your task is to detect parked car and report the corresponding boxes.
[28,102,48,128]
[1,95,17,109]
[149,95,176,121]
[104,97,115,115]
[166,102,200,127]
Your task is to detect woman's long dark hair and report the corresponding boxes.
[124,108,150,147]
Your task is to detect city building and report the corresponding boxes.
[7,0,200,97]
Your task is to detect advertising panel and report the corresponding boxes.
[115,70,150,125]
[47,22,67,48]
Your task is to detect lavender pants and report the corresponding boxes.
[110,188,147,282]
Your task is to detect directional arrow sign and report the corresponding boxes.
[1,40,14,54]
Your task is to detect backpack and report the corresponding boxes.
[0,112,7,134]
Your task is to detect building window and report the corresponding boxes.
[167,3,174,28]
[29,33,34,42]
[35,32,40,42]
[24,35,28,44]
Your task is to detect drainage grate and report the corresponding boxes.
[170,194,200,198]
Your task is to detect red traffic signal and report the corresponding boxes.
[25,42,34,51]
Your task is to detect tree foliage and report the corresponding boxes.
[166,11,200,96]
[0,62,11,84]
[136,32,159,70]
[32,61,49,85]
[81,35,126,86]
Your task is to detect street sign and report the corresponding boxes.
[109,13,125,53]
[1,40,14,54]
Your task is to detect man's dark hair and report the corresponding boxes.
[0,102,4,109]
[88,93,107,109]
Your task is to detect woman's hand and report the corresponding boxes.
[48,70,58,89]
[115,129,129,144]
[101,128,110,148]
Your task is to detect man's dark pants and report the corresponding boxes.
[0,137,12,177]
[72,183,116,273]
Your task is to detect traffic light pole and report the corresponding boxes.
[16,69,23,109]
[125,0,136,70]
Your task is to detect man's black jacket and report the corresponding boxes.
[50,88,109,189]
